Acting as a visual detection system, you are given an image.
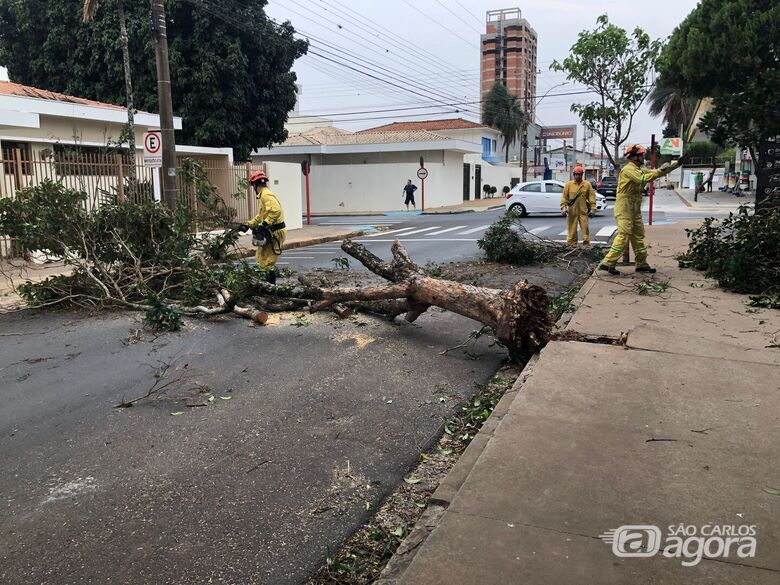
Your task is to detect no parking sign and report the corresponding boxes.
[143,131,163,167]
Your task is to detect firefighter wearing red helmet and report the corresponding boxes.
[242,170,286,284]
[560,165,596,247]
[599,144,689,275]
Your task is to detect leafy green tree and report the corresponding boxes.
[0,0,307,160]
[482,82,529,165]
[82,0,137,181]
[657,0,780,162]
[551,15,662,171]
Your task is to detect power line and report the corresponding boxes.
[451,0,484,27]
[397,0,475,47]
[432,0,483,35]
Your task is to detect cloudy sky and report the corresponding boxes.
[266,0,700,150]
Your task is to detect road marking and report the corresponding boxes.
[318,221,399,225]
[280,256,315,259]
[355,238,478,243]
[528,224,552,234]
[395,226,441,236]
[364,226,417,237]
[456,224,490,235]
[284,251,336,254]
[558,229,569,236]
[425,225,468,235]
[596,225,617,237]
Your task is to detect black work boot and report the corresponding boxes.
[635,265,657,273]
[267,270,277,284]
[598,264,621,275]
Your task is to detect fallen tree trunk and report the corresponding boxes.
[315,239,552,359]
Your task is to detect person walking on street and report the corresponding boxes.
[560,166,596,248]
[241,170,286,284]
[402,179,417,210]
[598,145,689,275]
[705,166,716,192]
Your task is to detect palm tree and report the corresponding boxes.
[83,0,137,185]
[482,83,529,165]
[648,82,698,141]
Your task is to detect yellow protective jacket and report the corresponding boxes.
[560,180,596,214]
[614,161,680,215]
[247,187,285,230]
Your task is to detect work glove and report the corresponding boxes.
[237,224,249,233]
[588,212,595,218]
[560,209,567,216]
[678,153,691,166]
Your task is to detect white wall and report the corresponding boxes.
[264,161,303,230]
[259,149,465,213]
[462,154,521,199]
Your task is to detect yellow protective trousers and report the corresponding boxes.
[566,211,590,246]
[255,228,286,269]
[602,197,647,266]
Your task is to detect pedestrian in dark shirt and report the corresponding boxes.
[402,179,417,210]
[705,166,716,192]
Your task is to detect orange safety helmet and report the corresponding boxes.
[249,170,268,184]
[573,166,584,174]
[624,144,647,158]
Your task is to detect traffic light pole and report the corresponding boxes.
[151,0,179,208]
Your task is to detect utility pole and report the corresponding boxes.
[150,0,179,208]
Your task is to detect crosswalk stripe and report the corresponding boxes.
[456,224,490,235]
[558,230,569,236]
[426,225,468,235]
[529,224,552,234]
[596,225,617,237]
[396,226,441,236]
[364,226,417,238]
[282,256,315,259]
[356,238,477,243]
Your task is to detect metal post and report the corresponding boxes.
[116,152,125,202]
[649,134,655,225]
[245,162,253,219]
[304,160,311,225]
[150,0,179,208]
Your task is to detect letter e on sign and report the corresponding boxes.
[143,130,163,167]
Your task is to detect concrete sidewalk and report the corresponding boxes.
[423,198,505,214]
[674,187,755,210]
[383,222,779,584]
[0,225,361,310]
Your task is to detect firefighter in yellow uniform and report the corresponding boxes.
[599,145,688,275]
[560,166,596,247]
[243,170,286,284]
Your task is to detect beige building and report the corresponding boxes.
[480,8,538,120]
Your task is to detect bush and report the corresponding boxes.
[677,199,779,303]
[478,210,556,265]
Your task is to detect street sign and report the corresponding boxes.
[416,167,429,180]
[660,137,682,156]
[143,130,163,167]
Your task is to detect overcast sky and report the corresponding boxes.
[266,0,700,150]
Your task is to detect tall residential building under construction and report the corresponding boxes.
[480,8,537,122]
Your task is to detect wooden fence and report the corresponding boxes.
[0,147,263,258]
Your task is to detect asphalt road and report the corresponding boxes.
[0,307,508,585]
[282,190,726,271]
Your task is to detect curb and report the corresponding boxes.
[422,204,505,215]
[375,354,542,584]
[236,230,366,259]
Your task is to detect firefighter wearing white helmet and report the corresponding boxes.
[240,170,286,284]
[599,144,689,275]
[560,165,596,247]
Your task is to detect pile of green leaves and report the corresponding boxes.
[677,199,779,305]
[478,210,558,265]
[0,180,270,327]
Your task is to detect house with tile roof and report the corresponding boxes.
[254,120,522,213]
[0,81,233,201]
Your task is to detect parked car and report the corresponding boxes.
[505,180,607,217]
[597,175,618,198]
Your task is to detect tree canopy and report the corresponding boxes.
[657,0,780,150]
[0,0,308,160]
[551,15,662,170]
[482,82,529,164]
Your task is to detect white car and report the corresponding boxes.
[505,180,607,217]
